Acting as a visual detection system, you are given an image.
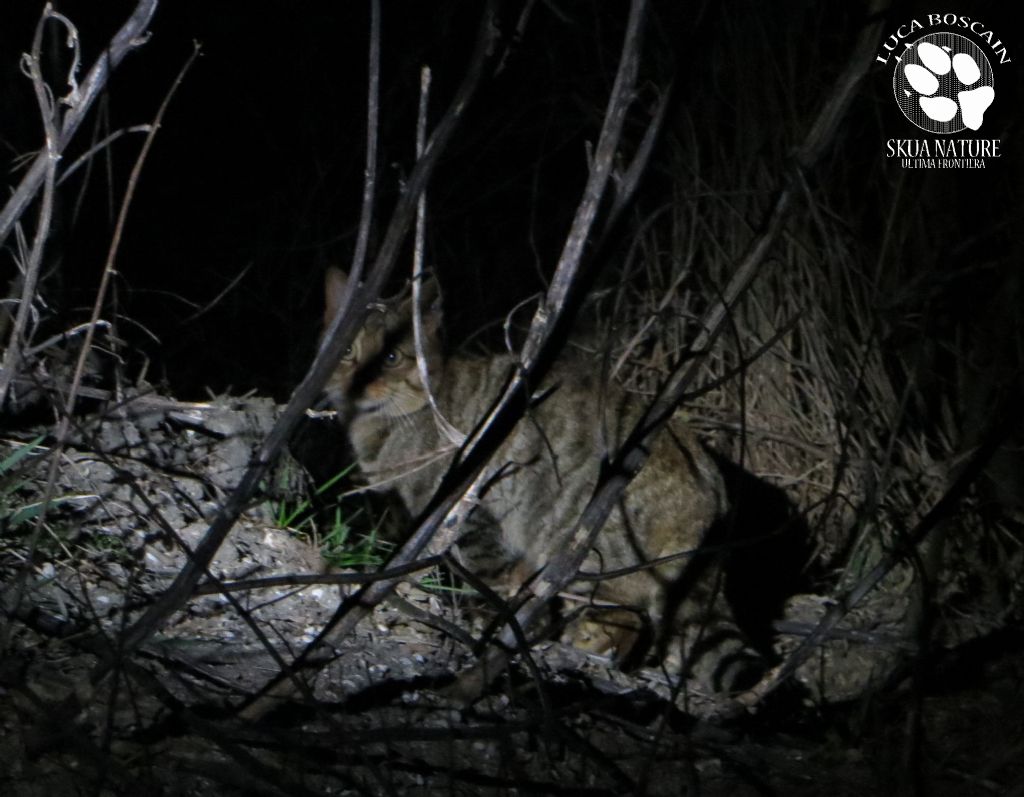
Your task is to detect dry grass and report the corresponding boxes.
[591,6,1023,660]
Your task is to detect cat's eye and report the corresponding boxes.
[341,344,354,361]
[383,349,401,367]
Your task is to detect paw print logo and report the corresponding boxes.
[894,32,995,134]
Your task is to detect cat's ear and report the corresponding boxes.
[416,273,443,334]
[419,273,441,309]
[324,267,349,327]
[402,273,443,332]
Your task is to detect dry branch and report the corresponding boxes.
[738,394,1013,707]
[108,1,502,703]
[0,1,158,409]
[454,0,893,702]
[237,0,652,721]
[0,8,64,409]
[0,0,158,249]
[0,46,200,673]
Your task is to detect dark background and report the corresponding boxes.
[0,0,1020,400]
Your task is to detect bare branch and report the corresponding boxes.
[0,7,64,409]
[251,0,655,716]
[348,0,381,288]
[737,398,1010,707]
[113,1,501,685]
[454,0,891,700]
[1,43,200,656]
[412,65,465,446]
[0,0,159,249]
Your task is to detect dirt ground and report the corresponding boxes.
[1,394,1022,796]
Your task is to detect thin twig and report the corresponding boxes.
[0,7,66,409]
[316,0,652,703]
[181,260,255,324]
[411,64,464,446]
[47,43,201,499]
[348,0,381,289]
[2,45,201,657]
[455,0,890,701]
[115,2,499,693]
[56,125,153,187]
[192,557,446,596]
[736,397,1010,707]
[0,0,159,249]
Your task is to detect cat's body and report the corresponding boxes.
[324,269,757,692]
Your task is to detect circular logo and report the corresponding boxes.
[893,32,995,134]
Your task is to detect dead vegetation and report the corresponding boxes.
[1,1,1022,794]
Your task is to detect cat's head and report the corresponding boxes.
[322,267,442,421]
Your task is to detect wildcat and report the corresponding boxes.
[323,268,759,692]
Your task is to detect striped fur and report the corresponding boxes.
[324,268,760,693]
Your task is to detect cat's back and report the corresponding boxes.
[438,353,725,568]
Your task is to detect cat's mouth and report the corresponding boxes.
[353,396,386,413]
